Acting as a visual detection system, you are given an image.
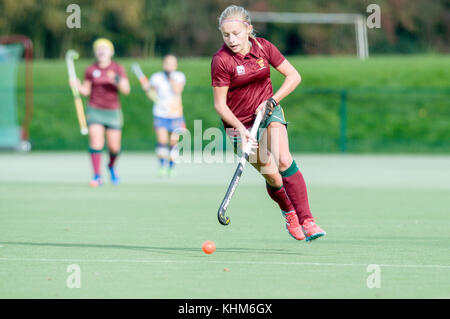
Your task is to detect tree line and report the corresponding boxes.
[0,0,448,58]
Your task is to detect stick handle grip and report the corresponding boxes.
[74,97,88,135]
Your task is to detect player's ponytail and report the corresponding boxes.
[218,5,262,49]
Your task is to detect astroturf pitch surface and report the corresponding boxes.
[0,152,449,298]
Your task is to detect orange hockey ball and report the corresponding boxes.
[202,241,216,254]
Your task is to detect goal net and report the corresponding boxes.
[250,12,369,59]
[0,43,23,149]
[0,36,33,151]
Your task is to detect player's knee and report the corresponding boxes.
[156,144,169,158]
[156,129,169,145]
[169,144,179,161]
[89,135,104,149]
[265,173,283,188]
[108,145,121,154]
[170,132,180,144]
[90,141,104,150]
[258,157,279,175]
[278,153,293,172]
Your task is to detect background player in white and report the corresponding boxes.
[141,55,186,177]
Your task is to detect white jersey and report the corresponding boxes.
[149,71,186,119]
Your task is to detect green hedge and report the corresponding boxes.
[15,55,450,152]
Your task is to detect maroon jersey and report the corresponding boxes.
[84,61,127,110]
[211,37,285,128]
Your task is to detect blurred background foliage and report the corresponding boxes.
[1,0,449,58]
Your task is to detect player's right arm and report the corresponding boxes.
[211,56,243,130]
[213,86,257,150]
[143,82,158,100]
[78,80,92,96]
[143,74,158,102]
[213,86,242,129]
[69,78,92,96]
[70,65,93,96]
[140,79,152,92]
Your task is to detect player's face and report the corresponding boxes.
[163,56,178,73]
[95,44,113,63]
[221,20,252,54]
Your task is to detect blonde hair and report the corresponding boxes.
[93,38,114,55]
[218,5,261,47]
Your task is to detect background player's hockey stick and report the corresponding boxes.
[217,109,264,225]
[65,50,88,135]
[131,63,158,102]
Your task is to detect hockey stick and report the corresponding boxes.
[65,50,88,135]
[131,63,158,102]
[217,109,264,225]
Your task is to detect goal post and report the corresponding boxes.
[249,11,369,59]
[0,35,33,151]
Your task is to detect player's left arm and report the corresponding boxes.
[117,76,130,95]
[169,74,185,115]
[170,80,184,96]
[109,64,130,95]
[255,59,301,117]
[272,59,301,104]
[169,74,185,97]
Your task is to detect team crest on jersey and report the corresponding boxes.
[256,58,265,69]
[236,65,245,75]
[92,69,101,78]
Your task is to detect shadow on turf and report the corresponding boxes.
[0,241,305,256]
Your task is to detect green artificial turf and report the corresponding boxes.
[0,152,449,298]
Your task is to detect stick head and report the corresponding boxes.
[217,207,231,226]
[131,63,144,78]
[66,49,79,61]
[81,127,89,135]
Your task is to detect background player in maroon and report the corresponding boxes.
[70,38,130,186]
[211,5,326,241]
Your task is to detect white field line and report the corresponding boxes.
[0,257,449,269]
